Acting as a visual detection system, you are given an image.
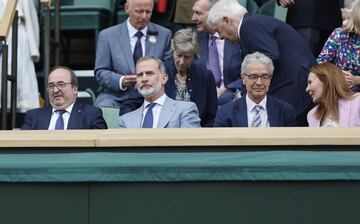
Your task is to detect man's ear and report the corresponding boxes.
[124,3,129,14]
[162,74,168,85]
[240,73,245,80]
[223,16,231,24]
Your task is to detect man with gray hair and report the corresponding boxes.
[192,0,243,100]
[208,0,315,126]
[95,0,172,115]
[119,56,201,128]
[214,52,296,127]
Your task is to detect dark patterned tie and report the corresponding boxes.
[55,110,66,130]
[133,31,143,64]
[208,35,222,87]
[251,105,262,127]
[142,103,156,128]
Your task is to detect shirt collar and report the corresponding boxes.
[246,94,267,112]
[127,19,148,38]
[52,101,75,114]
[237,16,244,41]
[144,94,167,108]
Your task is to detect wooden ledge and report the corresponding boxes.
[1,128,360,148]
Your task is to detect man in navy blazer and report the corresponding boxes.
[214,52,296,127]
[21,67,107,130]
[208,0,316,126]
[94,0,172,115]
[192,0,243,99]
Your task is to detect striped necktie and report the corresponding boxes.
[251,105,262,127]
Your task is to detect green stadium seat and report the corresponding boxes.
[50,0,117,44]
[238,0,259,13]
[100,107,120,128]
[258,0,288,21]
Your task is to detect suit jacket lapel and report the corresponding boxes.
[157,97,176,128]
[198,32,209,65]
[236,97,248,127]
[266,97,278,127]
[131,106,144,128]
[145,23,158,58]
[118,23,135,72]
[39,107,52,129]
[67,102,82,129]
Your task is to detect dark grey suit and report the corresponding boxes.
[94,20,172,109]
[119,96,201,128]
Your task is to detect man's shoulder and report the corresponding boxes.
[268,96,295,111]
[148,22,171,36]
[100,23,124,36]
[25,106,50,115]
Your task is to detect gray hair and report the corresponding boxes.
[207,0,247,27]
[136,56,166,76]
[126,0,154,6]
[172,28,200,58]
[195,0,218,8]
[241,52,274,75]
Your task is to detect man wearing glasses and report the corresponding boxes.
[214,52,297,127]
[21,67,107,130]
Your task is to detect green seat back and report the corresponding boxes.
[100,107,120,129]
[246,0,259,13]
[274,3,288,21]
[238,0,258,13]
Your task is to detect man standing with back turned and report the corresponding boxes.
[208,0,316,125]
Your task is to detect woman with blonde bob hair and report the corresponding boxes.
[306,63,360,127]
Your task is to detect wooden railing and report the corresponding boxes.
[0,0,18,130]
[1,128,360,148]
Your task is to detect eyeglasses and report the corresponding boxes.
[47,82,73,90]
[244,74,272,82]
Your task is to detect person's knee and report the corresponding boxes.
[95,94,120,108]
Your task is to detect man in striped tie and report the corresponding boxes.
[214,52,297,127]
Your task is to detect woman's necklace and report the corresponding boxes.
[176,73,187,85]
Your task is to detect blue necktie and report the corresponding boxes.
[55,110,66,130]
[133,31,143,64]
[208,35,222,87]
[142,103,156,128]
[251,105,262,127]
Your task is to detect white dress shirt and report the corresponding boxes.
[246,95,269,127]
[48,101,75,130]
[141,94,167,128]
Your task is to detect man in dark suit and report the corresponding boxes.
[94,0,172,115]
[21,67,107,130]
[208,0,316,126]
[192,0,243,100]
[214,52,296,127]
[278,0,342,57]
